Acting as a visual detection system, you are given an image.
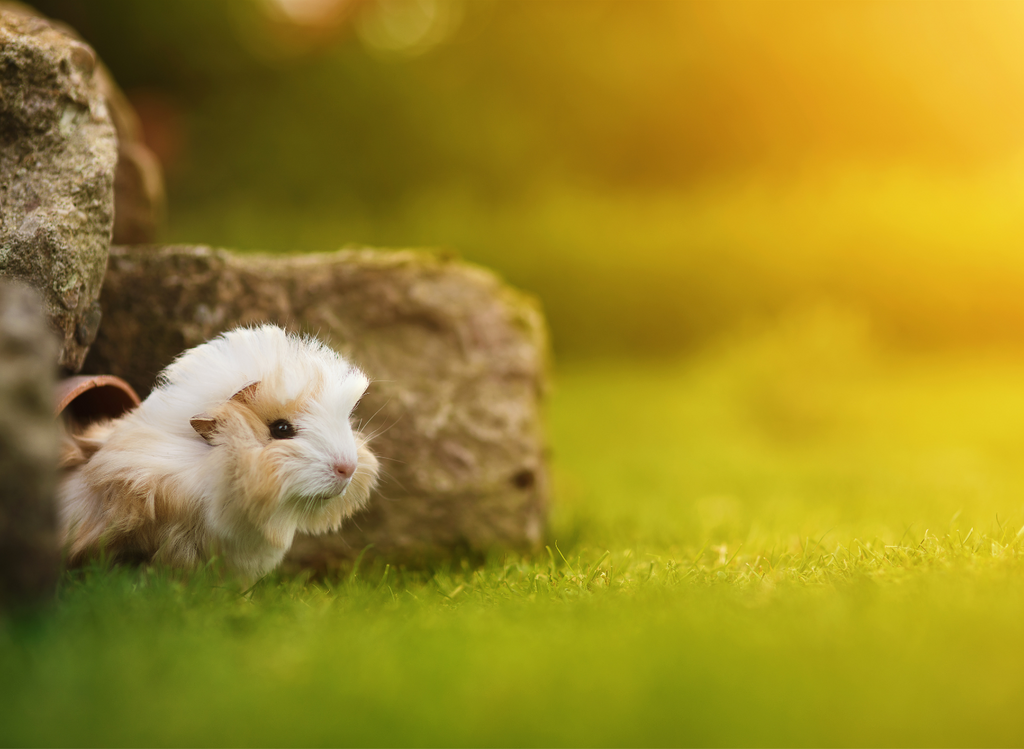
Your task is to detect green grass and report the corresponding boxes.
[5,309,1024,747]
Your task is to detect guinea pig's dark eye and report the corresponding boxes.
[269,419,296,440]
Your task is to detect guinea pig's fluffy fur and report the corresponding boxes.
[59,325,380,582]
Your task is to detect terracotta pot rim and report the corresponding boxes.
[56,374,141,418]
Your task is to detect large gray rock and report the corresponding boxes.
[0,281,60,609]
[84,245,550,569]
[0,2,166,245]
[0,4,118,372]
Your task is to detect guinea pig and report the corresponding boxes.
[58,325,380,582]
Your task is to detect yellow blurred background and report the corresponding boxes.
[29,0,1024,357]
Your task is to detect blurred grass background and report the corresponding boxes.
[7,0,1024,745]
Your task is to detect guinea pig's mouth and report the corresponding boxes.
[305,488,343,504]
[293,476,350,507]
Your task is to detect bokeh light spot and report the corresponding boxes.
[355,0,463,57]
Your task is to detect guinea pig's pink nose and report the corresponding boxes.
[333,461,356,480]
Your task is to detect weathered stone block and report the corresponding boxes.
[0,3,118,371]
[84,245,549,570]
[0,281,60,609]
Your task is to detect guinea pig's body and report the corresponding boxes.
[59,325,379,581]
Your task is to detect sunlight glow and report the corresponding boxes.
[355,0,462,57]
[264,0,353,25]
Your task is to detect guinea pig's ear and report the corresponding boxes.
[231,380,261,406]
[190,413,218,443]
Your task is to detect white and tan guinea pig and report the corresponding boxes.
[59,325,380,582]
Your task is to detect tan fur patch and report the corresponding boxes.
[59,419,115,470]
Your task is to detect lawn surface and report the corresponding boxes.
[3,310,1024,747]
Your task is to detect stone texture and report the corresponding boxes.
[0,3,118,372]
[0,281,60,609]
[84,245,550,570]
[0,3,163,246]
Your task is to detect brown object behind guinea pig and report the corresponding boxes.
[56,375,141,429]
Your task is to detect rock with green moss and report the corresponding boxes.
[0,4,118,372]
[0,281,60,609]
[85,245,550,568]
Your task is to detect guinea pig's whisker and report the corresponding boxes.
[357,398,394,435]
[374,467,399,483]
[362,416,401,444]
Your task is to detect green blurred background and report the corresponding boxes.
[27,0,1024,359]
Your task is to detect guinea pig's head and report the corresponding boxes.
[190,370,379,532]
